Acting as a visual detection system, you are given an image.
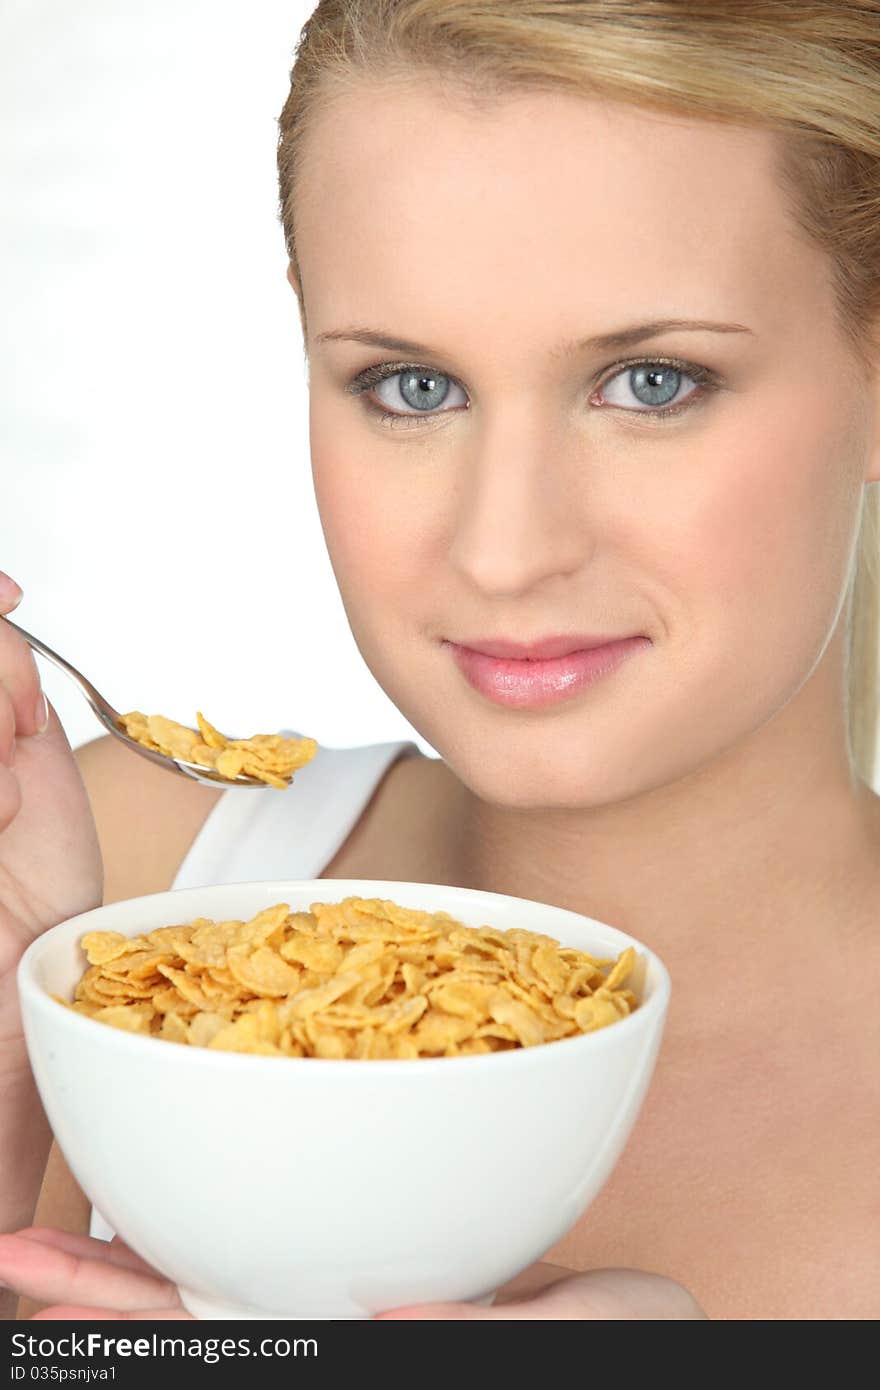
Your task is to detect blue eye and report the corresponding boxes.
[345,365,467,428]
[603,363,695,411]
[391,369,463,413]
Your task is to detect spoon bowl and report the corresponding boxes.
[3,617,269,789]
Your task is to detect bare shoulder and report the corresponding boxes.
[321,749,466,884]
[74,735,223,904]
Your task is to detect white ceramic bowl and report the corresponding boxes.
[18,879,670,1320]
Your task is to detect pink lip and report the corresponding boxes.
[444,635,650,708]
[452,634,634,661]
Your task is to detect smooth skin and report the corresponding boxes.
[3,83,880,1319]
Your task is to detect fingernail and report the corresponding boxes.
[0,573,23,610]
[35,693,49,733]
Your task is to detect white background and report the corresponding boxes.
[1,0,433,755]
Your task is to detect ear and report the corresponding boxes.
[286,262,309,345]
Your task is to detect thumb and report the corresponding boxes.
[375,1270,708,1320]
[374,1286,571,1320]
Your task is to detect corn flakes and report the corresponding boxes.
[117,710,317,789]
[58,897,640,1059]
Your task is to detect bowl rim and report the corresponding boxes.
[18,877,671,1075]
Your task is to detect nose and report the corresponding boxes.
[447,405,590,595]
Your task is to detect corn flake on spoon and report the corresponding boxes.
[5,617,316,790]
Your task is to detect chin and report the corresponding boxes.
[467,759,643,812]
[413,712,656,812]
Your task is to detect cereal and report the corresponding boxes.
[117,710,317,789]
[57,897,640,1059]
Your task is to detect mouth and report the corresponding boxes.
[442,634,651,709]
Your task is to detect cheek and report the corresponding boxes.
[312,417,406,597]
[653,385,863,676]
[310,405,450,639]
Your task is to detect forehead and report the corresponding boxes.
[295,83,832,345]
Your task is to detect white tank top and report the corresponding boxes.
[88,736,417,1242]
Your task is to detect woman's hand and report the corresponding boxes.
[377,1267,708,1319]
[0,1228,193,1320]
[0,577,105,1297]
[1,1227,706,1320]
[0,578,104,1048]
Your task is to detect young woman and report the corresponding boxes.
[2,0,879,1321]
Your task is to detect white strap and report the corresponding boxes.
[171,736,418,888]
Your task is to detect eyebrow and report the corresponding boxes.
[314,318,754,358]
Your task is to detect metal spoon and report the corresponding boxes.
[4,617,268,789]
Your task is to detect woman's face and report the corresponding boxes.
[292,85,879,809]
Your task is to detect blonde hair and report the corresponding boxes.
[277,0,880,786]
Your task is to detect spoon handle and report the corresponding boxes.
[2,617,118,723]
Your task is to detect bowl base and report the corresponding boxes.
[178,1287,496,1321]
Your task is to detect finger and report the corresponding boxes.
[0,687,14,766]
[376,1274,605,1321]
[15,1228,166,1279]
[381,1271,707,1320]
[0,572,24,615]
[0,690,21,836]
[0,611,47,738]
[0,1231,182,1311]
[0,764,21,843]
[29,1305,195,1321]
